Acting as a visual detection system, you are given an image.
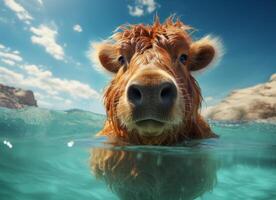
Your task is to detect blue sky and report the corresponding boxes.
[0,0,275,114]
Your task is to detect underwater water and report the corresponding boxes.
[0,107,275,200]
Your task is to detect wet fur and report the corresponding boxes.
[93,17,220,145]
[90,17,222,200]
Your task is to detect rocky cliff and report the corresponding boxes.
[204,74,276,122]
[0,84,37,109]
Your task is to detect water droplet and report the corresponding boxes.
[67,140,74,147]
[3,140,13,149]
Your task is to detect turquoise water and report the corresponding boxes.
[0,107,276,200]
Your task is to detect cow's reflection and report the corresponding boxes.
[90,146,218,200]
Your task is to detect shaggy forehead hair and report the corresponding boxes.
[111,16,193,53]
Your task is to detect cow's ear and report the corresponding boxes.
[91,42,122,73]
[188,36,223,71]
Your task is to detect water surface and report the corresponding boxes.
[0,107,275,200]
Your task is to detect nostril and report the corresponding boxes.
[127,85,142,105]
[160,82,177,104]
[160,85,172,99]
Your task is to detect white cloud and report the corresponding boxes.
[205,96,214,102]
[0,65,99,100]
[0,44,101,111]
[128,0,158,17]
[34,92,73,110]
[4,0,33,24]
[0,51,23,62]
[24,64,52,78]
[0,67,24,84]
[0,44,23,66]
[37,0,43,6]
[13,50,20,54]
[73,24,82,32]
[128,5,144,17]
[4,1,67,61]
[1,59,16,66]
[30,25,65,60]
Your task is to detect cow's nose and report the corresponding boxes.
[127,81,177,109]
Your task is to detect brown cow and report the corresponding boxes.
[92,17,222,145]
[90,17,222,200]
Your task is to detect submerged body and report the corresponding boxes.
[91,17,223,200]
[91,148,217,200]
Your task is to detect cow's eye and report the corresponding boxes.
[118,56,125,65]
[179,54,188,64]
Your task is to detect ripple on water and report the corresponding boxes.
[0,107,276,200]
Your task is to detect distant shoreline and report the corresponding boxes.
[0,84,37,109]
[203,73,276,123]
